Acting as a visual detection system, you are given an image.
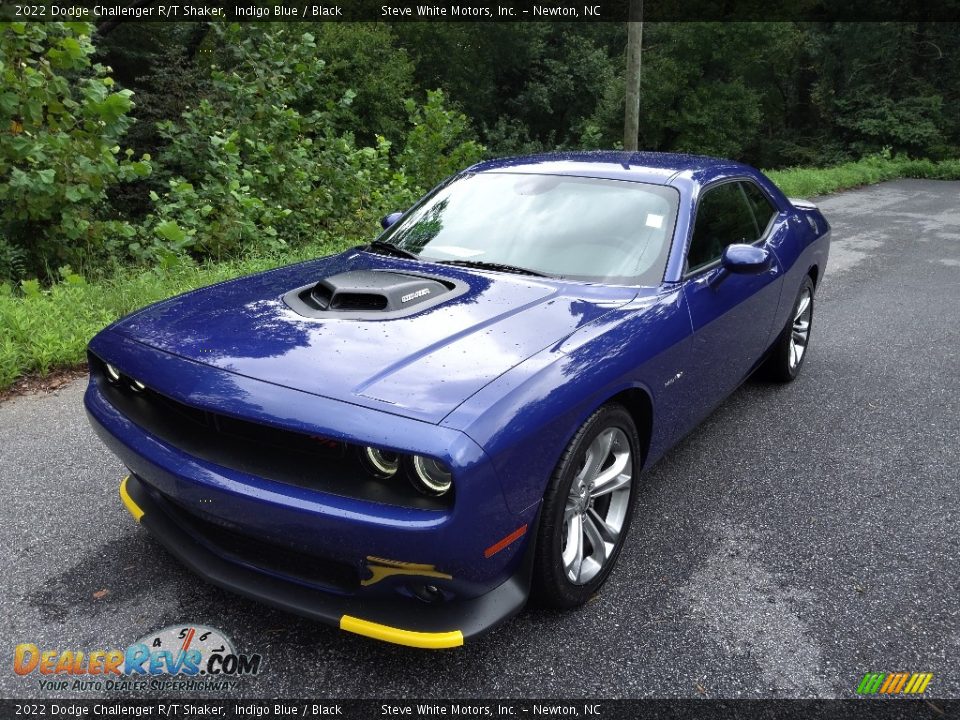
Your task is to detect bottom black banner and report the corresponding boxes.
[0,699,955,720]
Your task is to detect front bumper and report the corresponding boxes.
[84,330,540,648]
[120,473,533,649]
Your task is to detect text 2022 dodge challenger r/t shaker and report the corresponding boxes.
[85,152,830,648]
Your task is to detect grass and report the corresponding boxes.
[0,243,338,391]
[2,154,960,393]
[767,155,960,198]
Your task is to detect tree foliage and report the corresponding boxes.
[3,19,960,283]
[393,21,960,166]
[0,21,148,280]
[143,24,482,263]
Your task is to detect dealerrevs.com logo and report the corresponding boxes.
[13,624,262,692]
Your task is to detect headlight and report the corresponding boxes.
[361,446,400,478]
[410,455,453,496]
[130,379,146,392]
[104,363,121,383]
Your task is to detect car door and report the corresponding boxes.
[681,180,785,411]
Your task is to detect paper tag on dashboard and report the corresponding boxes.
[645,214,664,229]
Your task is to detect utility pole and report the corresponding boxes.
[623,0,643,151]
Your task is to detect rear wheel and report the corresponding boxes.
[532,404,641,609]
[766,275,815,383]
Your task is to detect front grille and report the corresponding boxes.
[90,353,452,511]
[160,493,359,592]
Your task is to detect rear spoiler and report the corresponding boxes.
[788,197,819,211]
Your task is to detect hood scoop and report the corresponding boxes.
[283,269,468,320]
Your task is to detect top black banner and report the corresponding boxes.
[1,0,959,22]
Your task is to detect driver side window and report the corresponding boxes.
[686,182,757,274]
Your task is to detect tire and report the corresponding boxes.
[532,403,641,609]
[765,275,815,383]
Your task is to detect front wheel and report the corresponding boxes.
[532,404,641,609]
[765,275,815,383]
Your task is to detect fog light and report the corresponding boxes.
[130,379,146,392]
[410,455,452,496]
[361,446,400,478]
[104,363,121,383]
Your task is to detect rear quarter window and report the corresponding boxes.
[741,181,778,237]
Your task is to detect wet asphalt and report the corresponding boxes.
[1,179,958,700]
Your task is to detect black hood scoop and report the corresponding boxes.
[283,269,468,320]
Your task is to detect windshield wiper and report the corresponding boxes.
[437,259,550,278]
[366,240,419,260]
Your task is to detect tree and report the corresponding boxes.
[144,24,482,261]
[394,23,623,154]
[623,0,643,150]
[0,21,147,281]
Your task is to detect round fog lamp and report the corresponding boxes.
[362,446,400,478]
[410,455,453,496]
[104,363,121,383]
[130,379,146,392]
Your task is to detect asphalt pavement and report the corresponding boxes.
[1,179,958,699]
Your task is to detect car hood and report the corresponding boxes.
[110,250,637,423]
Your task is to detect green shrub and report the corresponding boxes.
[398,90,486,192]
[0,21,150,281]
[287,23,417,146]
[143,25,483,263]
[0,234,27,284]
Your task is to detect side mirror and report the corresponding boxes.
[721,244,772,275]
[380,212,404,230]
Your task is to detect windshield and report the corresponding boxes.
[380,172,680,285]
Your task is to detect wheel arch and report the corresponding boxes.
[604,387,654,469]
[807,264,820,287]
[529,385,652,608]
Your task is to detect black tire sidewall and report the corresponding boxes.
[770,275,815,382]
[532,404,641,609]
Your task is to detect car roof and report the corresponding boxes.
[467,150,754,187]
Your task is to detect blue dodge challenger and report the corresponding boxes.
[86,152,830,648]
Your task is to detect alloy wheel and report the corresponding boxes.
[561,427,633,585]
[789,288,812,370]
